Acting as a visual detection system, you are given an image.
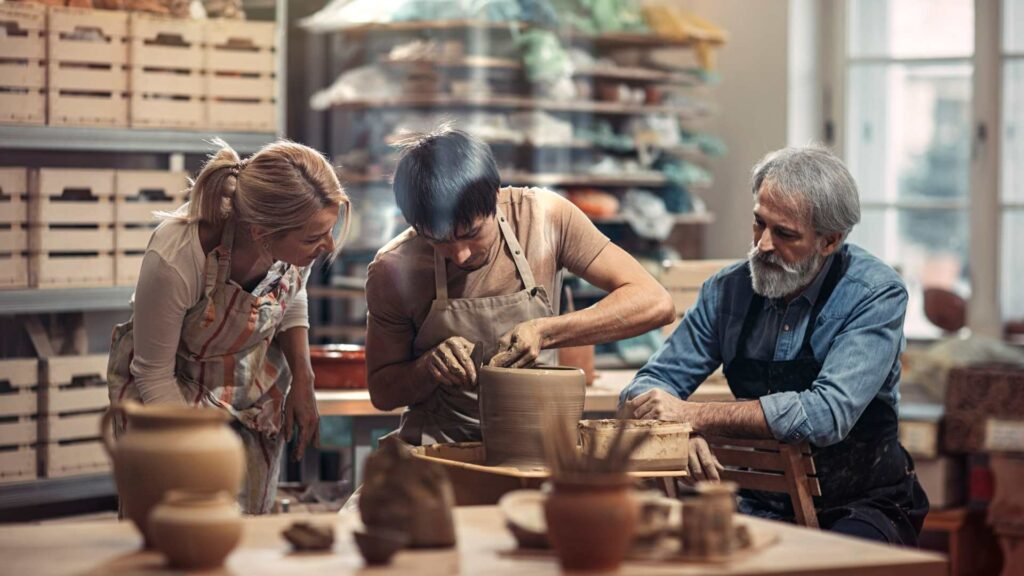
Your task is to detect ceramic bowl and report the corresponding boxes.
[353,528,409,565]
[498,489,549,549]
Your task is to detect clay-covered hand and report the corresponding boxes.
[284,379,320,462]
[684,435,724,483]
[489,320,544,368]
[624,388,702,424]
[419,336,478,390]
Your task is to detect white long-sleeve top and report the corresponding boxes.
[129,219,310,404]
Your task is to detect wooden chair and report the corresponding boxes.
[704,435,822,528]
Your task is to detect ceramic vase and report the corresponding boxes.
[478,366,585,468]
[149,490,242,570]
[101,401,245,547]
[544,474,637,572]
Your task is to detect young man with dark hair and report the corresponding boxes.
[365,128,675,445]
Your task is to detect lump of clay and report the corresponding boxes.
[282,522,334,552]
[359,437,456,548]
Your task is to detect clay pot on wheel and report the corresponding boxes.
[101,401,245,547]
[544,474,638,572]
[149,490,242,570]
[478,366,585,468]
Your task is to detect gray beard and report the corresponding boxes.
[747,243,824,300]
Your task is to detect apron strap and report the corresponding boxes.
[204,218,236,297]
[495,205,539,290]
[431,205,540,302]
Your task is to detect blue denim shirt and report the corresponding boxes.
[620,243,907,447]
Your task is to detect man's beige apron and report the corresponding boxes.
[398,206,559,446]
[107,219,304,514]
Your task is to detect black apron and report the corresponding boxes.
[722,252,929,545]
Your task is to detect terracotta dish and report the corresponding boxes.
[578,419,692,471]
[309,344,366,389]
[478,365,586,468]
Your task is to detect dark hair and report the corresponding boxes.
[391,127,500,240]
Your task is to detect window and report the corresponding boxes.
[1003,0,1024,323]
[842,0,974,338]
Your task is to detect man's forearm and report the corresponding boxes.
[692,400,773,438]
[367,356,439,411]
[535,282,674,349]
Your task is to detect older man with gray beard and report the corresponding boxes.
[620,146,929,545]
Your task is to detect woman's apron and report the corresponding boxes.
[107,220,304,514]
[398,206,559,446]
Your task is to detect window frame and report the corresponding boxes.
[822,0,1004,338]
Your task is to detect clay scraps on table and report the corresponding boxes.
[282,522,335,552]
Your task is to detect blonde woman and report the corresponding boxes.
[107,140,350,514]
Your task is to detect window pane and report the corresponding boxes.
[1005,0,1024,53]
[1003,210,1024,321]
[848,207,889,260]
[1004,60,1024,203]
[846,63,972,204]
[849,0,973,58]
[898,208,970,338]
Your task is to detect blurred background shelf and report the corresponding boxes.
[0,126,278,155]
[0,287,134,315]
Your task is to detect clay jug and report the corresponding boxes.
[544,474,637,571]
[478,365,585,468]
[149,489,242,570]
[101,401,245,547]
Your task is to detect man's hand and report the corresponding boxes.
[684,435,724,483]
[489,320,544,368]
[624,388,703,424]
[283,380,320,462]
[419,336,478,390]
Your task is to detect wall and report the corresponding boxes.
[648,0,816,259]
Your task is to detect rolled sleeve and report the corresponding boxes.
[279,267,311,333]
[760,392,815,443]
[619,276,723,406]
[790,282,908,447]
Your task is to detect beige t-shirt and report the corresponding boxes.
[365,186,610,374]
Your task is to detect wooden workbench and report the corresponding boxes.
[0,506,946,576]
[315,368,735,416]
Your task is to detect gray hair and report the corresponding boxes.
[751,145,861,241]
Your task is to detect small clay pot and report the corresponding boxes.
[544,474,637,572]
[353,528,409,566]
[148,489,242,570]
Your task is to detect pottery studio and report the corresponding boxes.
[0,0,1021,574]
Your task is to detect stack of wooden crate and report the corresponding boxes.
[39,355,111,478]
[28,168,116,288]
[0,169,30,289]
[205,19,277,132]
[128,13,205,129]
[47,6,128,127]
[0,359,39,484]
[114,169,188,286]
[0,3,46,125]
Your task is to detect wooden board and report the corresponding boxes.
[0,228,28,254]
[41,440,109,478]
[29,253,115,288]
[0,254,29,289]
[0,447,37,484]
[114,251,145,287]
[128,13,203,69]
[30,169,116,225]
[0,3,46,61]
[0,169,29,224]
[42,411,104,444]
[129,94,205,129]
[0,358,37,419]
[114,226,153,251]
[47,6,128,65]
[204,19,276,74]
[0,420,38,447]
[29,227,115,253]
[207,100,276,132]
[46,354,109,387]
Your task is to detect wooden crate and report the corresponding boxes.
[204,19,277,132]
[0,358,39,484]
[28,169,115,287]
[47,6,128,127]
[128,14,204,129]
[113,170,186,285]
[0,3,46,125]
[0,169,30,289]
[40,355,110,478]
[658,259,736,336]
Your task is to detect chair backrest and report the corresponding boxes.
[659,259,737,336]
[704,435,822,528]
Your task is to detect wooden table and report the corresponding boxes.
[315,368,735,416]
[0,506,946,576]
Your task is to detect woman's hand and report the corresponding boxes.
[284,377,320,462]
